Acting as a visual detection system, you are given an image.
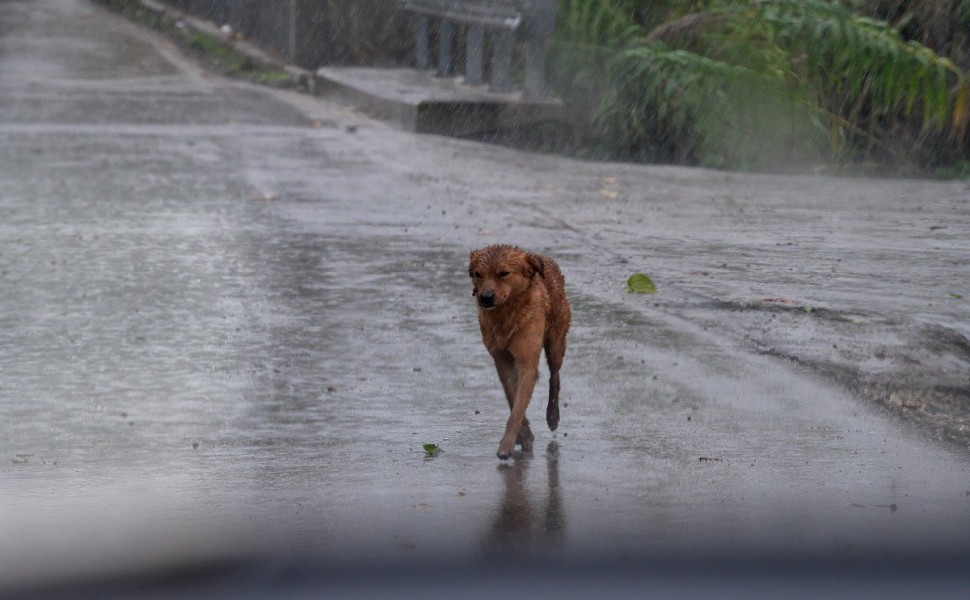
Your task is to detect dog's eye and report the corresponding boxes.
[498,271,511,278]
[473,271,482,279]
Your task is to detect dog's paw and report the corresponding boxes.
[496,437,516,460]
[517,427,535,452]
[546,401,560,431]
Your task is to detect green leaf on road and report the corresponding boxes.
[423,443,441,457]
[626,273,657,294]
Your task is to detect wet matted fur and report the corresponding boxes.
[468,245,571,459]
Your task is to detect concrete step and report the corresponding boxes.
[315,66,562,136]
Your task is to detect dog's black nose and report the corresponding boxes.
[479,292,495,307]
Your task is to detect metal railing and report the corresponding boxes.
[401,0,557,97]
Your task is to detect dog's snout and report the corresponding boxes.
[478,291,495,307]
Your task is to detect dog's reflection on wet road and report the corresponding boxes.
[483,442,565,557]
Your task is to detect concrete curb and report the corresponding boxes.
[315,66,564,136]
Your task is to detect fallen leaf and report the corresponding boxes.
[626,273,657,294]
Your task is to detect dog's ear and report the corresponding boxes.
[468,250,479,295]
[526,253,545,279]
[468,250,478,278]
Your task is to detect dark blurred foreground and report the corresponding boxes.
[9,551,970,600]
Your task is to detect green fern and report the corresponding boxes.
[555,0,969,169]
[754,0,962,130]
[555,0,643,49]
[599,43,816,168]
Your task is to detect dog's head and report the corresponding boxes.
[468,245,545,311]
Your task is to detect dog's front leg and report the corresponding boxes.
[493,353,534,451]
[497,348,540,460]
[492,352,518,411]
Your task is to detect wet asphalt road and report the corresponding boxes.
[2,1,970,596]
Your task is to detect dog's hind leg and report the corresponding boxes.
[516,420,534,452]
[544,332,567,432]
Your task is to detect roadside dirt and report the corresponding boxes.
[675,300,970,449]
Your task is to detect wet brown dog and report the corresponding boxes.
[468,245,570,459]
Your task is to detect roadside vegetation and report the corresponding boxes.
[99,0,970,176]
[550,0,970,175]
[95,0,294,86]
